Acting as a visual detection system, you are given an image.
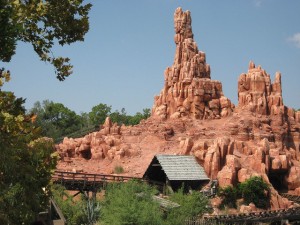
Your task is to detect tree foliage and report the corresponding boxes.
[110,107,151,126]
[88,103,112,126]
[165,188,210,225]
[0,0,92,80]
[29,101,151,141]
[218,176,270,209]
[88,103,151,127]
[0,73,57,224]
[52,185,90,225]
[127,108,151,125]
[238,176,270,209]
[101,180,163,225]
[217,186,238,209]
[109,108,127,126]
[30,100,84,141]
[100,181,210,225]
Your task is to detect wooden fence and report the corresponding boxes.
[52,170,141,191]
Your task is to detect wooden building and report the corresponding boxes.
[143,155,209,192]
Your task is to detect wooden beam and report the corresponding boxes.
[72,191,82,197]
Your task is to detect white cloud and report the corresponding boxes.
[287,33,300,48]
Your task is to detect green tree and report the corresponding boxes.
[142,108,151,118]
[0,72,58,224]
[127,108,151,125]
[0,0,92,80]
[89,103,112,126]
[126,112,142,125]
[165,188,210,225]
[110,108,151,126]
[110,108,128,125]
[80,111,92,127]
[101,180,163,225]
[30,100,83,141]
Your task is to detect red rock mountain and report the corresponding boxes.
[56,7,300,209]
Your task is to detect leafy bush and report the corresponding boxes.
[217,186,238,209]
[238,176,270,209]
[101,180,163,225]
[101,181,210,225]
[165,188,210,225]
[218,176,270,209]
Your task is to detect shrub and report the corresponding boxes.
[217,186,238,209]
[113,165,124,174]
[165,188,210,225]
[217,176,270,209]
[238,176,270,209]
[101,180,163,225]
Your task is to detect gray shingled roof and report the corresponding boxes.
[155,155,209,181]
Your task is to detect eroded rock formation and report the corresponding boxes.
[56,7,300,210]
[238,61,283,116]
[152,7,234,120]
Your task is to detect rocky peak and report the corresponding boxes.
[238,61,283,115]
[174,7,193,44]
[152,7,234,120]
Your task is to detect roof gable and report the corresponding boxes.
[154,155,209,181]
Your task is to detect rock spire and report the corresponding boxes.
[152,7,233,120]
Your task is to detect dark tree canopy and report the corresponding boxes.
[29,100,151,141]
[30,100,84,141]
[88,103,112,126]
[0,0,92,80]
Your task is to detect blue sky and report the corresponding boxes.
[3,0,300,114]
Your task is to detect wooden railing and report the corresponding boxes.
[52,170,142,191]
